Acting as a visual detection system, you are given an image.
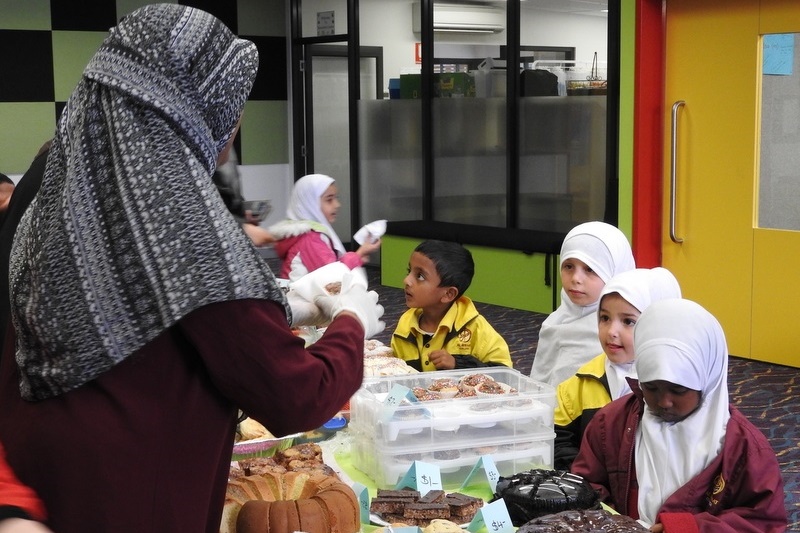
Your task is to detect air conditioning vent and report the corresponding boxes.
[412,2,506,34]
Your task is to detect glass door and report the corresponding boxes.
[304,45,382,242]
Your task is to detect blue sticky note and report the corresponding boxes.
[351,482,369,524]
[460,455,501,492]
[466,499,514,533]
[391,528,422,533]
[764,33,794,75]
[395,460,443,494]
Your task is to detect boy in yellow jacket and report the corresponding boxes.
[391,240,512,371]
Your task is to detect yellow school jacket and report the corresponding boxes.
[391,296,512,372]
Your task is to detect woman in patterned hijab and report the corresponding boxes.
[10,3,283,401]
[0,5,373,531]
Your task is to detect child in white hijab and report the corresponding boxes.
[572,299,786,532]
[270,174,381,281]
[553,267,681,470]
[530,221,635,387]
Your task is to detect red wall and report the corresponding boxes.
[632,0,665,267]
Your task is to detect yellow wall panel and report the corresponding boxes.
[661,0,758,357]
[759,0,800,34]
[752,229,800,367]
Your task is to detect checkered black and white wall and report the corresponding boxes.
[0,0,289,174]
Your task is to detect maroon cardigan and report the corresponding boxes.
[571,385,787,533]
[0,299,364,532]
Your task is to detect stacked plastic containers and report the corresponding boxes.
[349,368,556,489]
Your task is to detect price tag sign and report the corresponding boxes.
[351,482,369,524]
[460,455,501,492]
[380,384,417,423]
[395,460,442,495]
[466,499,514,533]
[391,528,422,533]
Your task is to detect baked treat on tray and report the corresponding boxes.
[370,488,483,527]
[222,443,359,533]
[491,469,600,526]
[516,509,648,532]
[227,471,360,533]
[363,340,418,377]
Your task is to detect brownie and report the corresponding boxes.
[445,492,483,519]
[371,497,414,515]
[418,489,446,503]
[403,503,450,519]
[376,488,420,500]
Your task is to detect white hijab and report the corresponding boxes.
[530,221,635,386]
[599,268,682,399]
[633,298,730,525]
[286,173,345,256]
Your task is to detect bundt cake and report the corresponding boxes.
[491,469,599,526]
[236,480,359,533]
[220,470,360,533]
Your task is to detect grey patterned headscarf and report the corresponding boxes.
[10,4,288,401]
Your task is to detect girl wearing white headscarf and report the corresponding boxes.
[0,6,382,531]
[270,173,381,281]
[572,299,786,532]
[530,221,635,387]
[553,267,680,470]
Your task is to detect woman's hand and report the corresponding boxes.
[649,523,664,532]
[242,224,275,247]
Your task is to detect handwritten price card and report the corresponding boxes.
[466,498,514,533]
[460,455,501,493]
[395,460,443,495]
[380,384,418,423]
[351,482,369,524]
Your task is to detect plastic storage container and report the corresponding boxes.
[349,368,555,488]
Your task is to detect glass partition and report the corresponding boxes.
[354,0,611,234]
[759,33,800,230]
[359,99,423,224]
[518,95,607,233]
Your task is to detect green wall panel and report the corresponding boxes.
[618,0,636,239]
[380,235,560,314]
[52,31,106,101]
[0,0,51,30]
[0,103,56,174]
[240,100,289,165]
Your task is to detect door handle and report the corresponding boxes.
[670,100,686,244]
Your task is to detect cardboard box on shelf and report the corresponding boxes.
[399,72,476,99]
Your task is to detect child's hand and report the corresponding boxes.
[0,519,53,533]
[356,238,381,262]
[429,350,456,370]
